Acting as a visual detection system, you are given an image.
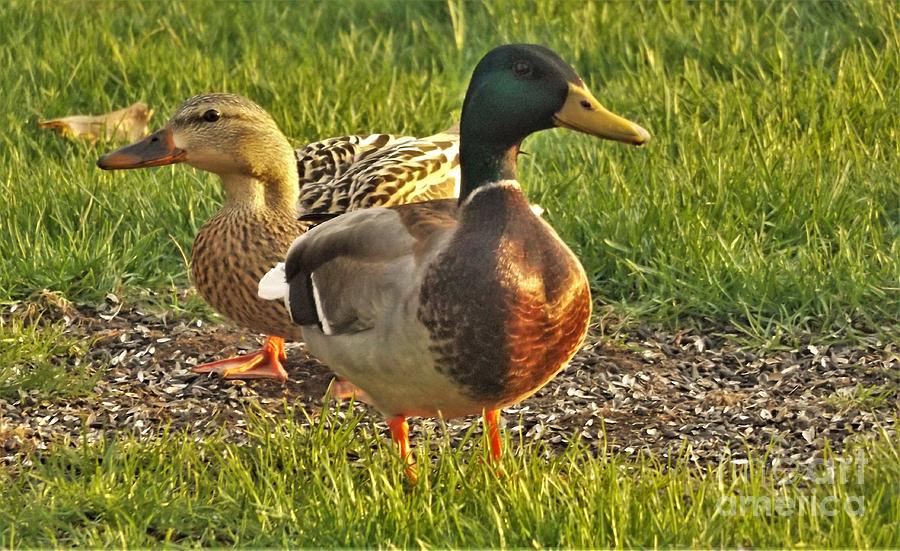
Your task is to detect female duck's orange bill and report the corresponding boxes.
[97,127,187,170]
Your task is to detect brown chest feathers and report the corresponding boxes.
[418,185,591,407]
[191,208,307,340]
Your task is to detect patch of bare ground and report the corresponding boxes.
[1,296,896,471]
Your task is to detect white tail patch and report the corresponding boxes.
[258,262,288,300]
[258,263,292,316]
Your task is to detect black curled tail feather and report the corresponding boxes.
[287,271,322,330]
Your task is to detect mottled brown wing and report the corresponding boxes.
[295,133,411,212]
[295,128,460,215]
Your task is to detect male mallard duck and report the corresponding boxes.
[259,44,649,476]
[97,93,459,381]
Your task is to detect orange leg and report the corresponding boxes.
[193,335,289,382]
[387,415,417,482]
[484,409,503,462]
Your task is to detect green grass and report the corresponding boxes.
[0,314,99,401]
[1,1,898,547]
[826,383,899,411]
[0,0,896,339]
[0,404,897,548]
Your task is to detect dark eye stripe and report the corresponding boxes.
[179,110,257,128]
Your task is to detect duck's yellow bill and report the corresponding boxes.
[97,127,187,170]
[553,83,650,146]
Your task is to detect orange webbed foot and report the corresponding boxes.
[193,336,289,382]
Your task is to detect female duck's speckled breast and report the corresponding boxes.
[191,208,306,340]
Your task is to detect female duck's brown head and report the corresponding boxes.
[97,93,298,210]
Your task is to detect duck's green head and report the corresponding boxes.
[459,44,649,196]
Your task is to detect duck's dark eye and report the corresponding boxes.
[512,60,532,78]
[202,109,221,122]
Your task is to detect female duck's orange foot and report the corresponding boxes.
[193,336,289,382]
[388,415,417,482]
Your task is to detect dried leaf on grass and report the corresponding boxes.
[37,102,153,142]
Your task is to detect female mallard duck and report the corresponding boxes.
[97,93,460,381]
[259,44,649,476]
